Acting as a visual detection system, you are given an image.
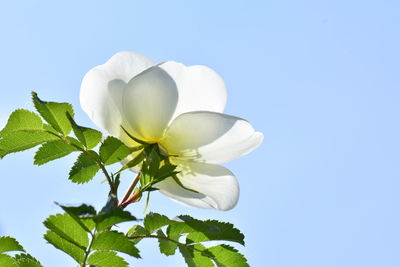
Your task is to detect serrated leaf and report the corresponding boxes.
[32,92,74,135]
[16,259,43,267]
[126,225,149,244]
[57,203,97,232]
[43,230,85,263]
[67,113,102,149]
[87,250,128,267]
[14,253,39,261]
[0,109,44,136]
[0,254,18,266]
[156,229,178,256]
[191,243,214,267]
[169,216,245,245]
[14,253,43,267]
[92,231,140,258]
[0,131,58,158]
[143,212,171,233]
[43,213,89,248]
[179,243,214,267]
[34,140,78,165]
[69,152,100,184]
[0,236,25,253]
[207,244,249,267]
[178,245,196,267]
[94,208,137,231]
[99,137,131,165]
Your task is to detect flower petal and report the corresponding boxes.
[160,111,263,164]
[122,66,178,142]
[80,51,155,136]
[158,61,227,119]
[154,161,239,210]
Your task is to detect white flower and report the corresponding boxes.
[80,51,263,210]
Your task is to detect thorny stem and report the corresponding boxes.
[75,144,116,194]
[44,130,150,264]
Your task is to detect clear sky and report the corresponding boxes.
[0,1,399,267]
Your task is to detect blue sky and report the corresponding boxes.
[0,1,399,266]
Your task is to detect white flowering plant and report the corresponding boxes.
[0,52,262,267]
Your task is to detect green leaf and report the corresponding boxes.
[143,212,171,233]
[0,236,24,253]
[43,214,89,249]
[99,137,131,165]
[140,172,152,190]
[57,203,97,232]
[147,148,160,177]
[191,243,214,267]
[126,225,149,244]
[42,212,88,263]
[169,216,245,245]
[32,92,74,135]
[16,259,43,267]
[0,109,44,136]
[65,136,85,149]
[57,203,96,218]
[67,113,102,149]
[14,254,39,261]
[69,152,100,184]
[0,254,18,266]
[92,231,140,258]
[43,230,85,263]
[14,253,43,267]
[0,131,58,158]
[178,245,196,267]
[94,208,137,231]
[87,250,128,267]
[155,164,178,181]
[119,151,145,172]
[206,244,249,267]
[34,140,78,165]
[178,243,215,267]
[156,229,178,256]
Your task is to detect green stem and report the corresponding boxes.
[81,231,96,267]
[76,145,115,194]
[97,162,116,194]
